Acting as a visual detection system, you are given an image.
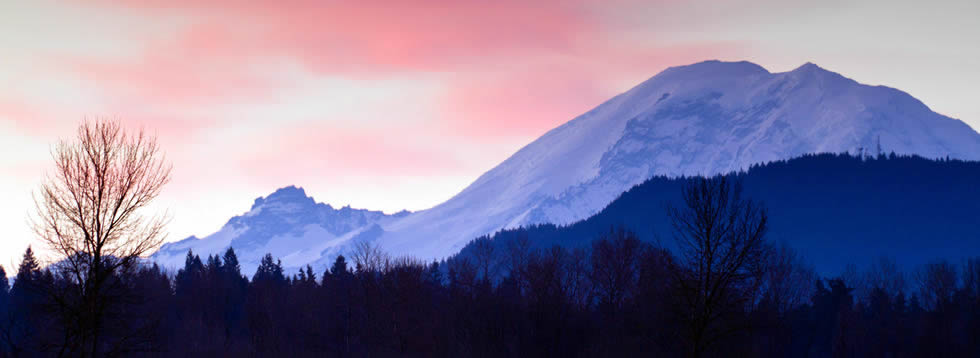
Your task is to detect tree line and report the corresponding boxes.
[9,120,979,356]
[454,152,980,276]
[3,176,979,356]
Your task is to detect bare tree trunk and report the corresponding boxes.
[32,119,172,356]
[667,176,770,357]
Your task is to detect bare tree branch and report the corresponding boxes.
[30,119,172,356]
[666,176,770,357]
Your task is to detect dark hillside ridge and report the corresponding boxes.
[455,153,980,275]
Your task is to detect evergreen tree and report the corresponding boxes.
[179,250,203,274]
[216,248,247,347]
[12,247,42,294]
[7,247,48,355]
[253,254,285,284]
[0,265,9,347]
[0,266,8,294]
[426,261,443,287]
[222,248,242,277]
[206,254,223,273]
[175,250,205,296]
[304,265,316,285]
[331,255,349,277]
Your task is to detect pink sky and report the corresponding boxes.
[1,0,978,270]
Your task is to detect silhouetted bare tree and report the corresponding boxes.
[667,176,770,357]
[864,257,906,298]
[917,260,958,312]
[32,119,171,356]
[472,237,498,283]
[351,240,389,273]
[964,258,980,300]
[590,228,644,312]
[759,243,815,314]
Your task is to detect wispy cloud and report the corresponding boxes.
[2,0,975,271]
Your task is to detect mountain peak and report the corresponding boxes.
[797,61,819,68]
[153,60,980,272]
[661,60,770,79]
[251,185,313,209]
[270,185,306,197]
[790,61,830,74]
[783,61,854,87]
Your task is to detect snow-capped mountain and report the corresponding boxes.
[378,60,980,258]
[153,186,408,273]
[153,60,980,273]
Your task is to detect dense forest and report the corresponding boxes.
[3,232,980,356]
[3,173,980,357]
[457,153,980,275]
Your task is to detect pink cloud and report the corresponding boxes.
[53,0,600,139]
[0,99,51,133]
[64,27,287,108]
[52,1,724,133]
[91,0,596,72]
[41,0,743,169]
[0,93,224,152]
[439,42,744,140]
[233,121,466,184]
[441,65,608,139]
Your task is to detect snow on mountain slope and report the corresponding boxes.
[153,186,406,274]
[377,60,980,259]
[153,60,980,272]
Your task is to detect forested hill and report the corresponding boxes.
[455,153,980,275]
